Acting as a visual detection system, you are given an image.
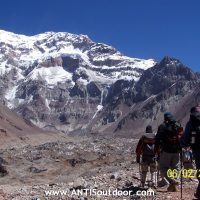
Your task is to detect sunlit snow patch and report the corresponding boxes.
[28,66,74,85]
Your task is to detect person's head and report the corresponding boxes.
[190,105,200,124]
[190,106,200,113]
[145,125,152,133]
[164,112,175,123]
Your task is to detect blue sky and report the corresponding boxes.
[0,0,199,71]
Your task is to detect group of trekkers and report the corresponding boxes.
[136,105,200,199]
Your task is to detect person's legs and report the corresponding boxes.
[192,150,200,198]
[183,162,194,182]
[149,162,157,187]
[170,152,180,184]
[165,152,180,192]
[159,151,171,186]
[141,162,148,187]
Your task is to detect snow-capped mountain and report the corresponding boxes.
[0,30,155,85]
[0,30,155,133]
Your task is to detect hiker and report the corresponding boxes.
[181,106,200,199]
[155,112,183,192]
[182,147,194,182]
[0,157,8,177]
[136,125,157,188]
[182,147,193,170]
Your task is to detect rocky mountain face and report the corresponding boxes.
[0,30,199,136]
[0,30,155,134]
[98,57,200,137]
[0,103,67,149]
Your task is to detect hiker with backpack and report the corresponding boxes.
[182,147,193,170]
[136,125,157,188]
[181,106,200,199]
[182,147,194,183]
[155,112,183,192]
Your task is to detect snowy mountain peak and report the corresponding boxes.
[0,30,156,84]
[0,29,156,132]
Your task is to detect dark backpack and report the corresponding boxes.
[190,111,200,148]
[141,135,155,163]
[161,120,183,153]
[165,120,183,144]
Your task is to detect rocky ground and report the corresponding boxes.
[0,135,198,200]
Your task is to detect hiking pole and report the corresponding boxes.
[139,162,142,187]
[155,154,159,188]
[157,164,160,186]
[139,162,141,177]
[155,161,157,188]
[180,148,183,200]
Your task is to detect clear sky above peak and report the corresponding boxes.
[0,0,199,71]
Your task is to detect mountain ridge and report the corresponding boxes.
[0,30,199,136]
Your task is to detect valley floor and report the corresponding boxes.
[0,135,198,200]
